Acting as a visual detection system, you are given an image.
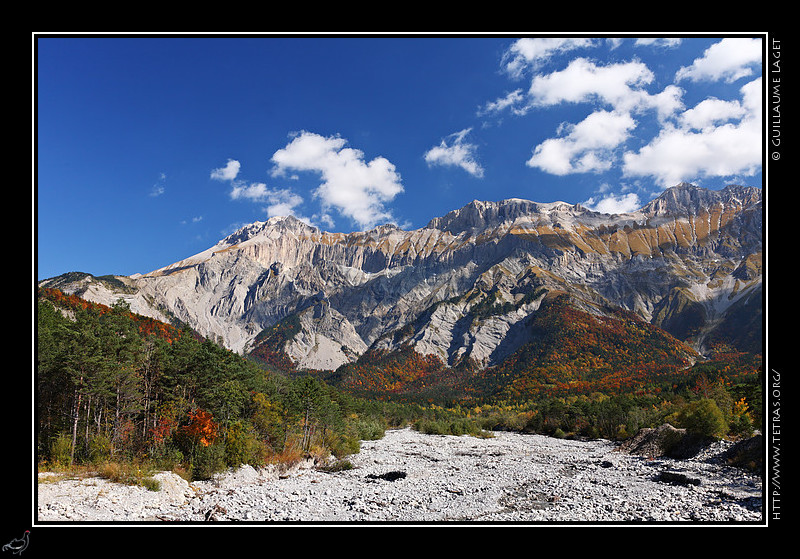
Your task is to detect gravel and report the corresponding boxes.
[37,427,763,524]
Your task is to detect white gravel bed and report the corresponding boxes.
[37,427,763,524]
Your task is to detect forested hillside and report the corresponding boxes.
[321,291,762,442]
[36,288,418,481]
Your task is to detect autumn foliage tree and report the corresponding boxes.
[182,408,218,447]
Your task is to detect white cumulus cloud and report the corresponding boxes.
[634,38,682,48]
[502,37,596,77]
[229,182,305,219]
[210,159,241,181]
[270,131,404,230]
[676,37,762,83]
[487,37,762,191]
[424,128,484,178]
[212,159,309,223]
[527,110,637,175]
[478,89,525,116]
[622,77,762,186]
[489,55,689,178]
[527,58,656,112]
[679,97,747,131]
[583,191,641,214]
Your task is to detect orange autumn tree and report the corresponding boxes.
[182,408,218,447]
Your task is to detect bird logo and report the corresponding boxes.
[2,531,29,556]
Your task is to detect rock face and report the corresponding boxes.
[283,303,368,370]
[40,183,763,370]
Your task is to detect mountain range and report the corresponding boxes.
[38,183,763,392]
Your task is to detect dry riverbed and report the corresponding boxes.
[37,427,763,524]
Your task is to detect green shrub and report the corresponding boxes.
[414,418,488,438]
[676,398,727,439]
[141,477,162,492]
[318,459,354,472]
[351,417,386,441]
[191,442,226,481]
[98,461,160,490]
[49,433,73,468]
[148,445,184,471]
[414,418,450,435]
[88,434,112,465]
[328,433,361,458]
[728,412,754,439]
[224,421,266,468]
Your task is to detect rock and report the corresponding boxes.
[717,434,764,473]
[203,503,228,521]
[618,423,687,457]
[618,423,717,459]
[151,472,193,504]
[656,471,702,486]
[366,471,407,482]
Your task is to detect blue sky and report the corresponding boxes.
[36,34,764,280]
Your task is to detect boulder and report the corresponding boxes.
[719,434,764,473]
[151,471,194,504]
[618,424,713,459]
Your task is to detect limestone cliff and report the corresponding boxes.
[40,183,763,370]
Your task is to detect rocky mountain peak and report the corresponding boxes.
[641,183,762,217]
[221,215,319,245]
[425,197,585,235]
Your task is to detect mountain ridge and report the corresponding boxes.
[39,183,763,380]
[143,182,762,278]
